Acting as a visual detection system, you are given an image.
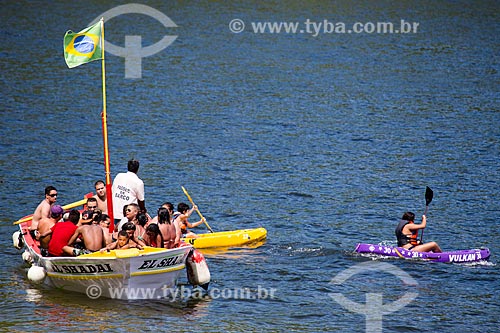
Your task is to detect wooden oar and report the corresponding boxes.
[181,186,214,233]
[420,186,434,243]
[13,198,88,225]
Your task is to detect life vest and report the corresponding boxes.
[395,220,419,247]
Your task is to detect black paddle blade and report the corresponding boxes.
[425,186,434,206]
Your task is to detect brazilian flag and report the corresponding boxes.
[64,21,102,68]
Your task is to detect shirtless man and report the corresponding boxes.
[36,205,64,254]
[93,180,108,214]
[99,214,113,245]
[30,186,58,238]
[68,212,106,252]
[157,207,180,249]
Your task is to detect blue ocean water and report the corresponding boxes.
[1,1,498,332]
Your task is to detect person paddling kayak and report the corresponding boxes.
[395,212,442,253]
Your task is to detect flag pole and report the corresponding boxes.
[99,18,115,231]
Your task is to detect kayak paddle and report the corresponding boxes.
[420,186,434,242]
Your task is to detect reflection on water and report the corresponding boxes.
[20,284,213,330]
[24,288,43,303]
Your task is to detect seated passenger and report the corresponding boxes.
[157,207,180,249]
[143,223,163,248]
[86,197,98,211]
[92,209,103,225]
[100,230,140,252]
[40,209,80,256]
[136,213,148,242]
[116,203,139,233]
[122,222,145,249]
[99,214,113,245]
[150,202,175,224]
[67,211,106,252]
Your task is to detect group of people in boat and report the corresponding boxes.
[29,159,205,257]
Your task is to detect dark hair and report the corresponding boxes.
[137,213,148,227]
[45,186,57,195]
[118,230,129,238]
[162,202,174,212]
[68,209,80,224]
[92,210,103,222]
[177,202,189,213]
[100,214,110,222]
[146,223,160,235]
[127,203,139,212]
[94,180,105,187]
[157,207,170,224]
[122,222,136,231]
[402,212,415,221]
[128,159,140,173]
[87,197,97,204]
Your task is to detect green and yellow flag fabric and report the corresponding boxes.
[63,21,102,68]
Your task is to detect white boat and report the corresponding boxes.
[14,216,209,300]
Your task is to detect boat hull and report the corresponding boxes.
[181,227,267,249]
[18,221,193,300]
[355,243,490,263]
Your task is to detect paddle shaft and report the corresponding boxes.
[420,187,434,243]
[181,186,214,233]
[420,205,428,242]
[13,198,88,225]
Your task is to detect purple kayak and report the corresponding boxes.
[355,243,491,263]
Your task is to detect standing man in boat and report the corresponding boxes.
[29,186,58,239]
[395,212,442,253]
[93,180,108,214]
[111,159,146,226]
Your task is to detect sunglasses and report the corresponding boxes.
[48,193,58,197]
[87,206,97,209]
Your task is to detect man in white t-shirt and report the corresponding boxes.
[112,159,146,225]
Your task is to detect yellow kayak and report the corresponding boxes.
[181,227,267,249]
